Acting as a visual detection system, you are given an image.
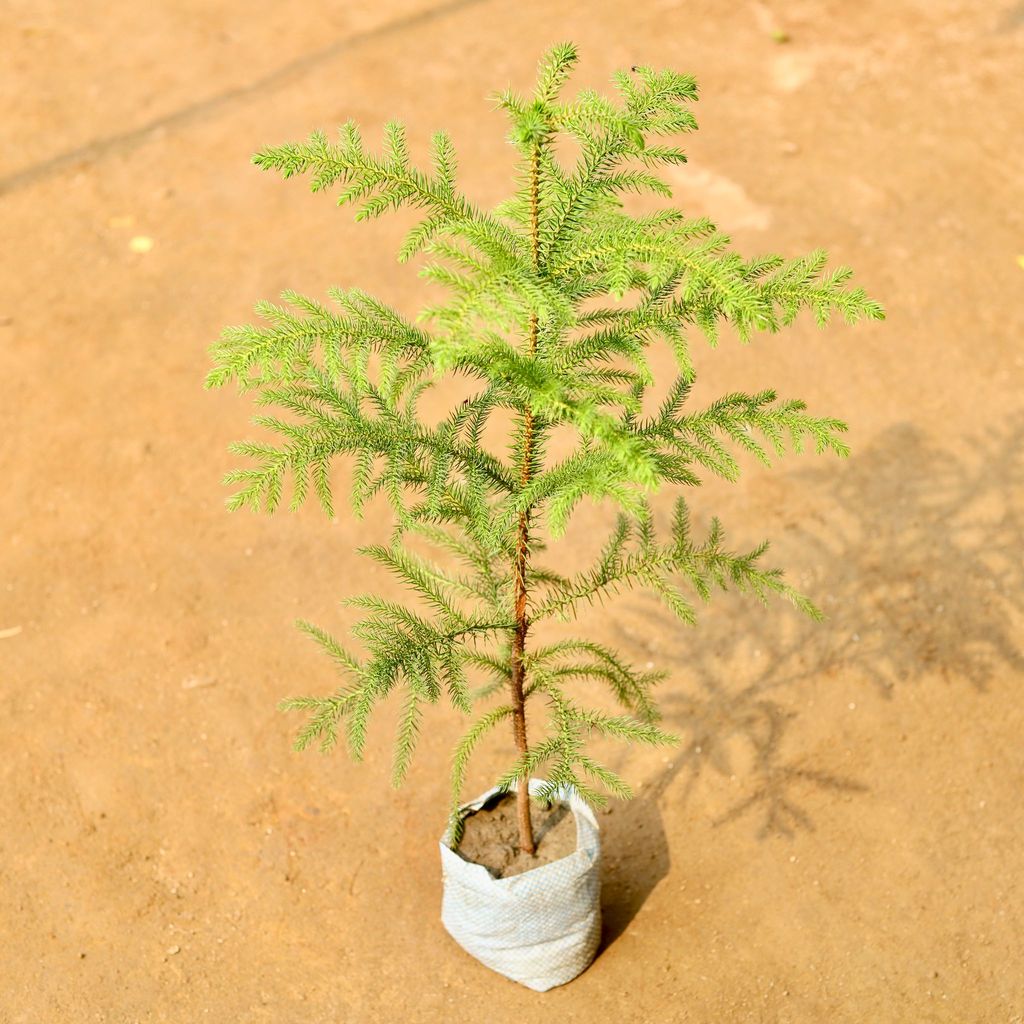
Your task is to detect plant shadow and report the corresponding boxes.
[612,417,1024,840]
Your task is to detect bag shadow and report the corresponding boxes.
[597,792,670,951]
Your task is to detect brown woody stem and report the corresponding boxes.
[509,142,543,855]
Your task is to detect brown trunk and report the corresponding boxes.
[509,143,543,855]
[510,439,535,855]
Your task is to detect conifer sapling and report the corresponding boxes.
[207,44,883,857]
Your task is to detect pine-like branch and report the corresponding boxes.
[534,500,821,625]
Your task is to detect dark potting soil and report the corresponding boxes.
[455,794,578,879]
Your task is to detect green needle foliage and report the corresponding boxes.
[207,43,883,852]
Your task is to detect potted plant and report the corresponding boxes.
[207,43,883,991]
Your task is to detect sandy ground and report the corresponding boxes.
[2,1,1023,1021]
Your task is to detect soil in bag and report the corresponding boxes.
[455,794,578,879]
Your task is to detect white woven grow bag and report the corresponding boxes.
[439,779,602,992]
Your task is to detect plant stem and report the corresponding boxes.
[509,488,534,855]
[509,142,543,855]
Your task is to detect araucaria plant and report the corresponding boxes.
[207,44,882,856]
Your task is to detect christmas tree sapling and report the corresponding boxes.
[207,44,883,859]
